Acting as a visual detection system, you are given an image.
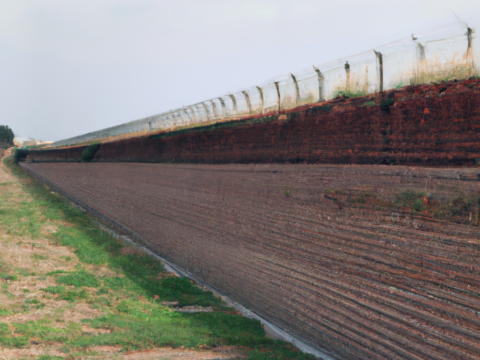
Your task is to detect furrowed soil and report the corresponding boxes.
[17,160,480,360]
[0,156,316,360]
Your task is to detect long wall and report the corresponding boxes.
[22,162,480,360]
[20,79,480,167]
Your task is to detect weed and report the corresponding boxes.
[363,101,375,107]
[81,143,101,162]
[394,190,427,210]
[380,98,395,110]
[306,105,334,116]
[284,190,290,197]
[97,287,109,295]
[412,199,426,212]
[42,286,88,302]
[56,270,100,288]
[32,254,49,261]
[1,273,18,281]
[0,309,11,316]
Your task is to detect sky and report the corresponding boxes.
[1,0,480,141]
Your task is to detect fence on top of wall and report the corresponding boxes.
[52,21,478,147]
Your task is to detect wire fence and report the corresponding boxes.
[53,21,478,147]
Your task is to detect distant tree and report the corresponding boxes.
[0,125,14,144]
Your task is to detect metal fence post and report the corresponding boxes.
[374,50,383,92]
[363,66,369,94]
[467,27,476,69]
[291,74,300,105]
[274,82,281,113]
[228,94,238,114]
[210,100,219,119]
[182,109,190,125]
[242,91,252,114]
[256,86,264,114]
[412,35,428,83]
[202,103,211,121]
[218,97,227,118]
[313,65,324,102]
[195,105,203,122]
[189,107,197,123]
[345,61,350,92]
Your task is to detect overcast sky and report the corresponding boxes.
[1,0,479,141]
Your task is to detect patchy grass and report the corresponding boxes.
[0,155,318,359]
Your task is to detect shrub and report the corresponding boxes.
[380,98,395,109]
[412,199,426,212]
[12,148,19,164]
[81,143,101,162]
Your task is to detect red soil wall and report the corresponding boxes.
[22,162,480,360]
[22,79,480,166]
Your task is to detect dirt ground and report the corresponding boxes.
[21,161,480,360]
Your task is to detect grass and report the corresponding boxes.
[0,155,319,359]
[80,143,100,162]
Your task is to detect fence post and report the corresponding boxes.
[345,61,350,92]
[182,109,190,124]
[228,94,238,114]
[242,91,252,114]
[210,100,219,119]
[290,74,300,105]
[412,36,428,84]
[274,82,281,113]
[467,27,476,70]
[189,107,197,123]
[374,50,383,92]
[256,86,264,114]
[313,65,324,102]
[202,103,211,121]
[218,97,227,118]
[195,105,203,122]
[363,66,369,94]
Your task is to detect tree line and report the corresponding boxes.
[0,125,14,144]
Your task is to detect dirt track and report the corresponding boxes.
[22,162,480,360]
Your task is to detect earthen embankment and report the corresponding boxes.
[20,79,480,167]
[22,162,480,360]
